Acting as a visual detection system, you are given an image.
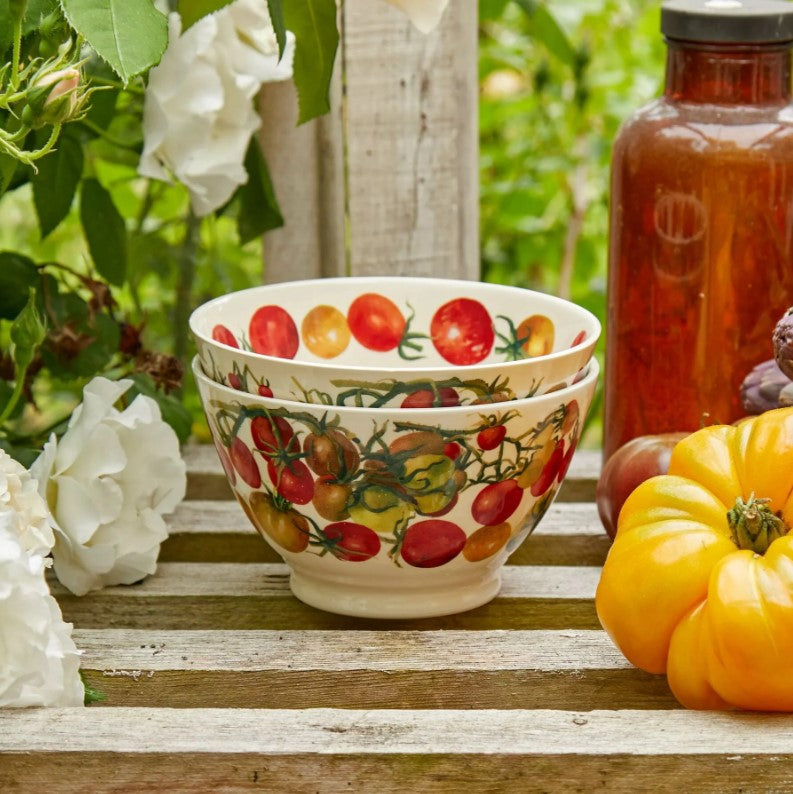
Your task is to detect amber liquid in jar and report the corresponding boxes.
[604,41,793,460]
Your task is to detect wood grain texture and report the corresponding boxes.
[53,564,601,631]
[343,1,478,278]
[74,628,674,711]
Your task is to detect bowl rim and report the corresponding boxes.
[189,276,601,376]
[192,353,600,415]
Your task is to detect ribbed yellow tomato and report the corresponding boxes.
[595,407,793,710]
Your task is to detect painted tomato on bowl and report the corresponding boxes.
[430,298,494,365]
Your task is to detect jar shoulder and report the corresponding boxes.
[614,98,793,157]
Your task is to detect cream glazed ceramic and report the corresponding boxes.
[190,276,599,407]
[193,355,600,619]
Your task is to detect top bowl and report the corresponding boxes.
[190,276,600,408]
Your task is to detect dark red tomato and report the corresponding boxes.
[212,324,238,348]
[400,387,460,408]
[249,305,299,359]
[228,372,242,390]
[347,293,406,352]
[477,425,506,451]
[530,440,565,497]
[229,437,261,488]
[571,330,587,347]
[303,429,360,478]
[251,415,297,456]
[443,441,462,460]
[596,432,686,540]
[430,298,494,365]
[400,519,466,568]
[213,439,236,486]
[258,384,274,397]
[267,458,315,505]
[322,521,381,562]
[471,479,523,526]
[313,475,351,521]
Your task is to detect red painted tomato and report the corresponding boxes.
[229,437,261,488]
[477,425,506,451]
[471,479,522,526]
[258,384,274,397]
[400,387,460,408]
[213,439,236,486]
[228,372,242,391]
[571,330,587,347]
[400,519,466,568]
[530,440,565,497]
[322,521,381,562]
[249,305,299,359]
[556,439,578,484]
[347,293,406,352]
[212,324,238,348]
[430,298,494,365]
[267,458,315,505]
[251,415,297,456]
[443,441,462,460]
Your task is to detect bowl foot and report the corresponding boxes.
[289,569,502,619]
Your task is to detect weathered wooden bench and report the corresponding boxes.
[3,447,793,792]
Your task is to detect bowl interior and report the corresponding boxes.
[190,276,599,370]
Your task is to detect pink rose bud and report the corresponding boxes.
[37,67,80,110]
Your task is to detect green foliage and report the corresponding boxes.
[479,0,666,443]
[283,0,339,124]
[32,127,82,237]
[177,0,234,29]
[237,137,284,245]
[79,177,127,285]
[59,0,169,82]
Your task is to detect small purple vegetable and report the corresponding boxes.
[773,307,793,381]
[740,358,793,415]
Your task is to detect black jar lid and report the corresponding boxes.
[662,0,793,43]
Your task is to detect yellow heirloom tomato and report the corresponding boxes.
[595,407,793,711]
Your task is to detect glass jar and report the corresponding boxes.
[603,0,793,460]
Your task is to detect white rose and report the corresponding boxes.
[383,0,450,33]
[139,0,295,217]
[30,377,187,596]
[0,518,83,708]
[0,449,54,558]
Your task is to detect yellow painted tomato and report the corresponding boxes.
[301,305,351,358]
[247,491,310,553]
[596,408,793,711]
[517,314,555,357]
[348,485,413,535]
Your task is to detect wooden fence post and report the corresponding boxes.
[259,1,479,283]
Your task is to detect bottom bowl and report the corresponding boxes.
[193,355,599,618]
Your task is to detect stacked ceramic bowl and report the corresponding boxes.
[190,276,600,618]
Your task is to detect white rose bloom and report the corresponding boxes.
[30,378,187,597]
[0,518,83,707]
[383,0,450,33]
[139,1,295,217]
[0,449,53,558]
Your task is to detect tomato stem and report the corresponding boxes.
[726,494,788,555]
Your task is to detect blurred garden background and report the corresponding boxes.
[0,0,666,457]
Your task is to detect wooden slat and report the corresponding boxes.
[343,1,479,279]
[53,563,601,631]
[181,443,601,502]
[161,501,611,566]
[3,708,793,792]
[75,628,674,711]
